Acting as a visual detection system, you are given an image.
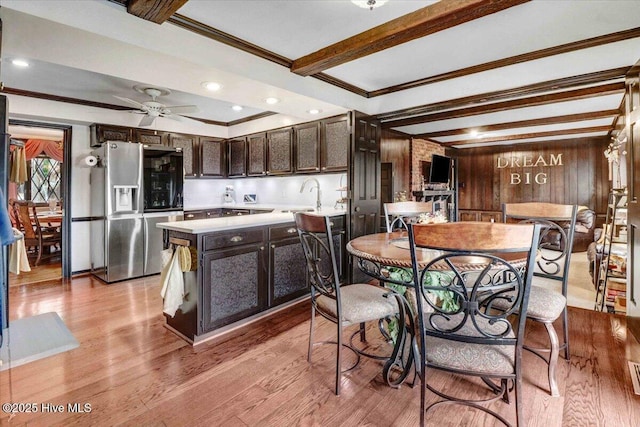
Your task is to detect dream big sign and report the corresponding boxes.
[496,153,563,185]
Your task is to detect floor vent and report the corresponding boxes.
[628,361,640,395]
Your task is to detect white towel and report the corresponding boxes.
[9,228,31,274]
[159,248,184,317]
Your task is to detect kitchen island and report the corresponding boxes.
[157,208,347,344]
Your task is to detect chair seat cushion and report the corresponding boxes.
[425,316,516,375]
[488,284,566,323]
[317,283,398,326]
[525,285,566,322]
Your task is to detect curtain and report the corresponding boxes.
[8,139,64,202]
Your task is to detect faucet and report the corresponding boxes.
[300,177,322,211]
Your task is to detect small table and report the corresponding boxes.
[346,231,530,387]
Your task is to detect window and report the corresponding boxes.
[17,155,62,202]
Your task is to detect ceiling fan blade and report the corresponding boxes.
[113,95,148,110]
[163,105,199,114]
[138,114,156,127]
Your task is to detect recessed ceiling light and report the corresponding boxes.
[307,109,321,115]
[469,130,479,138]
[231,105,243,111]
[202,81,222,91]
[265,97,280,105]
[12,59,29,67]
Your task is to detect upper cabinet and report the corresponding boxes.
[134,129,169,146]
[247,133,267,177]
[170,133,199,178]
[200,137,226,178]
[267,128,293,175]
[321,116,349,172]
[228,138,247,178]
[90,124,132,147]
[294,122,321,173]
[89,113,349,179]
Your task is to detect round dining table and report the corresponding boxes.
[345,230,532,388]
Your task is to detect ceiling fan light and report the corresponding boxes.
[202,81,222,91]
[351,0,388,10]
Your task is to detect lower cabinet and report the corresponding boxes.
[268,224,308,306]
[168,215,346,339]
[459,210,501,222]
[201,242,267,332]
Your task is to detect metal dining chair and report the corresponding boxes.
[407,221,541,427]
[501,202,578,397]
[383,201,434,232]
[295,212,398,395]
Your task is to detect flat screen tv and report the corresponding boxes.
[429,154,451,184]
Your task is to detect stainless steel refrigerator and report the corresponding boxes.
[90,142,184,283]
[90,141,145,283]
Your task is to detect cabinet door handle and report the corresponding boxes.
[230,235,244,243]
[186,214,194,218]
[287,227,297,234]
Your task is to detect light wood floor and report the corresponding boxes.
[8,261,62,288]
[1,275,639,426]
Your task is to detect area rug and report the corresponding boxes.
[0,312,79,371]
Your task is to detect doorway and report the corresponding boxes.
[6,121,72,287]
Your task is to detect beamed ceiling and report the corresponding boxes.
[1,0,639,148]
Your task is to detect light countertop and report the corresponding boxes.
[157,207,346,234]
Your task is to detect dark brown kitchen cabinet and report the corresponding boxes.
[247,132,267,176]
[267,128,293,175]
[227,138,247,177]
[268,223,308,306]
[321,116,349,172]
[201,243,266,332]
[170,133,199,178]
[199,137,226,177]
[294,122,321,173]
[90,124,132,147]
[134,129,169,146]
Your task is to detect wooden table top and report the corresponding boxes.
[346,231,529,271]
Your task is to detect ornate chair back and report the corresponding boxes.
[295,213,342,320]
[384,201,433,232]
[407,221,541,427]
[502,202,577,293]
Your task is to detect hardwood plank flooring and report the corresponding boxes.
[1,275,639,426]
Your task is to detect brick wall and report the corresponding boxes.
[411,138,445,191]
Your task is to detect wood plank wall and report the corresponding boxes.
[453,136,611,219]
[380,130,444,195]
[380,129,411,196]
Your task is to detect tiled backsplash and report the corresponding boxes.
[183,173,347,209]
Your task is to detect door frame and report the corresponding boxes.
[8,119,72,279]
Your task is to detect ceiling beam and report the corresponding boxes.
[369,27,640,97]
[441,125,611,147]
[127,0,189,24]
[377,67,628,121]
[290,0,530,76]
[382,82,625,128]
[414,109,619,139]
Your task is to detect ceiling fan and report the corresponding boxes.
[114,85,199,127]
